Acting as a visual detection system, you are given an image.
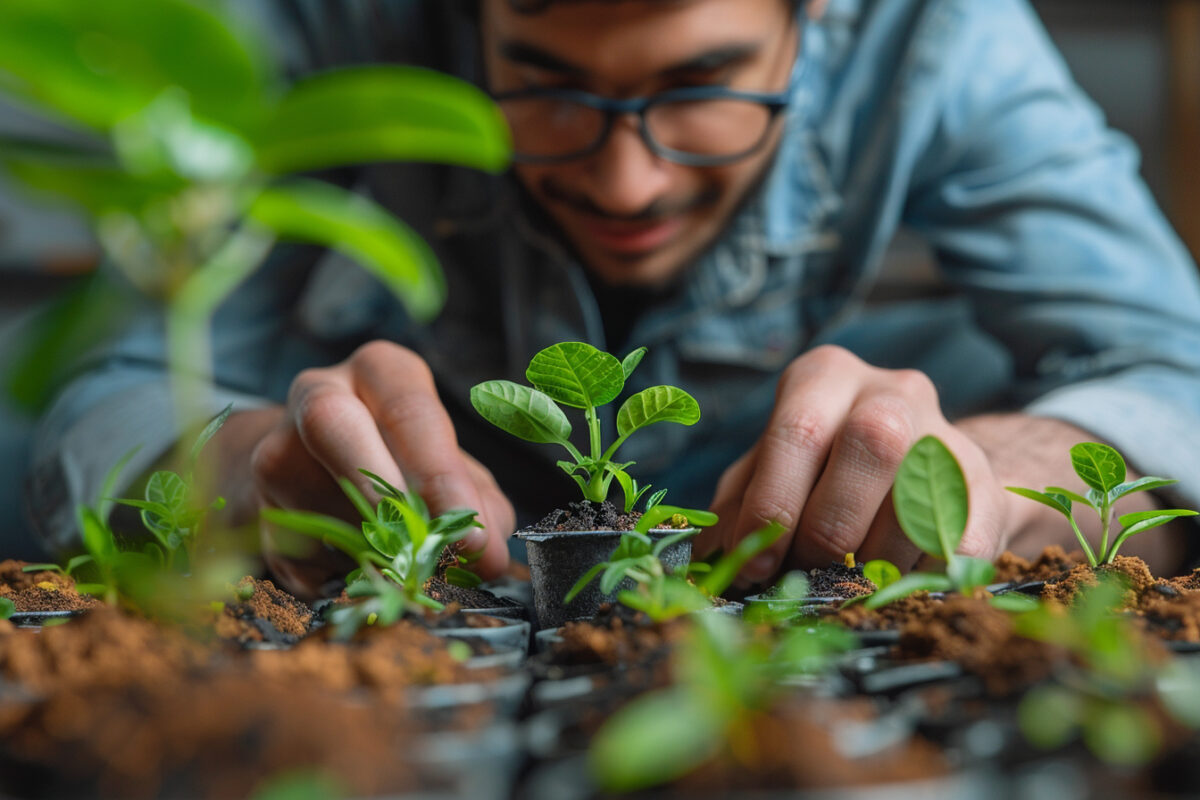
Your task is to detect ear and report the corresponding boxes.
[807,0,830,20]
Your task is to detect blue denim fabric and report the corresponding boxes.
[28,0,1200,548]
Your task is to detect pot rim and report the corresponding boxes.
[515,526,698,543]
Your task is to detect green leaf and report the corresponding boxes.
[444,566,482,589]
[1109,509,1199,559]
[1006,487,1073,519]
[525,342,624,409]
[248,179,446,323]
[611,468,639,513]
[428,509,481,539]
[615,386,701,439]
[650,529,701,558]
[946,556,995,592]
[358,469,406,501]
[1118,508,1198,528]
[862,559,901,590]
[1044,486,1095,509]
[621,347,648,379]
[699,521,787,597]
[989,593,1040,612]
[470,381,572,445]
[588,687,723,793]
[1018,684,1081,750]
[1109,476,1178,502]
[1083,703,1161,766]
[66,554,94,576]
[645,489,668,510]
[336,478,378,525]
[22,562,62,574]
[892,435,969,559]
[634,505,718,535]
[146,471,187,514]
[564,562,607,604]
[1,154,180,217]
[864,572,954,609]
[361,521,403,559]
[189,403,233,471]
[77,505,117,562]
[253,65,509,175]
[0,0,267,133]
[1070,442,1126,495]
[260,508,369,561]
[0,597,14,620]
[97,445,141,521]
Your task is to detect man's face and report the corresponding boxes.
[481,0,798,288]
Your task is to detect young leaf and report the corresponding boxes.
[615,386,700,439]
[612,469,639,513]
[525,342,624,409]
[1044,486,1095,510]
[336,478,378,525]
[77,506,117,562]
[645,489,668,510]
[863,572,954,609]
[634,505,718,535]
[1018,684,1082,751]
[361,521,403,559]
[892,436,968,559]
[189,403,233,472]
[358,469,405,501]
[1118,508,1199,528]
[98,445,142,521]
[0,597,14,620]
[444,566,482,589]
[1006,487,1072,519]
[862,559,900,590]
[1109,509,1199,560]
[260,508,372,562]
[1070,442,1126,495]
[699,521,787,597]
[621,347,648,379]
[146,469,188,516]
[1109,476,1178,503]
[990,593,1040,612]
[470,381,573,444]
[946,556,995,592]
[1083,703,1161,767]
[21,563,64,575]
[65,554,94,576]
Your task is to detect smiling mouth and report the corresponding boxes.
[575,215,685,255]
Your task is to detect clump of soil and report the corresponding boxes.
[424,575,525,612]
[832,593,944,632]
[1137,589,1200,641]
[1041,556,1156,607]
[552,603,685,667]
[527,500,643,532]
[0,560,100,613]
[992,546,1087,584]
[892,595,1062,695]
[249,619,501,705]
[0,670,424,800]
[212,576,315,644]
[805,562,874,599]
[677,698,947,791]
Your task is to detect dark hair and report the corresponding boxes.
[508,0,804,13]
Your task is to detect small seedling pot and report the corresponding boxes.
[410,719,524,800]
[9,610,86,628]
[408,671,531,718]
[431,614,532,655]
[514,528,694,630]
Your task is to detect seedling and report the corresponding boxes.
[470,342,699,506]
[588,611,857,792]
[564,505,769,621]
[846,436,1037,612]
[1007,442,1197,567]
[262,470,483,615]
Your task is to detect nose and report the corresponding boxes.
[581,114,672,217]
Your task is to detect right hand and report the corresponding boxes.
[248,340,514,594]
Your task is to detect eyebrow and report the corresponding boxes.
[498,40,762,78]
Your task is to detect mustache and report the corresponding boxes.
[538,178,721,222]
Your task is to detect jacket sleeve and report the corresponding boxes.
[903,0,1200,508]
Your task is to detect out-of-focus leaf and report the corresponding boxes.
[0,0,268,132]
[2,153,180,216]
[253,66,510,175]
[248,179,445,322]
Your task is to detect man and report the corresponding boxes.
[28,0,1200,594]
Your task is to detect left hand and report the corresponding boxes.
[696,346,1011,586]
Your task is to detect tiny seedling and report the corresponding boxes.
[1007,442,1197,567]
[262,469,483,615]
[470,342,699,506]
[588,611,857,792]
[845,435,1037,612]
[110,403,233,570]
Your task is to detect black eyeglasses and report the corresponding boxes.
[492,84,790,167]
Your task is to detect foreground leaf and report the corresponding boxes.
[470,381,572,445]
[526,342,623,409]
[892,436,968,559]
[1070,442,1126,495]
[864,572,954,609]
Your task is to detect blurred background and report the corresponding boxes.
[1,0,1198,558]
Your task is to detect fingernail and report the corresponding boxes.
[462,529,488,553]
[745,554,776,582]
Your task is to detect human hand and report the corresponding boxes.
[696,346,1010,586]
[249,340,514,594]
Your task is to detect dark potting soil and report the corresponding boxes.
[674,697,947,792]
[551,602,686,667]
[991,545,1088,584]
[213,576,315,644]
[785,561,873,600]
[527,500,653,533]
[424,576,524,612]
[0,560,99,613]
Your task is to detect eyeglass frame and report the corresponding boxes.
[491,84,791,167]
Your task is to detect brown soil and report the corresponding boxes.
[552,603,686,667]
[1136,590,1200,641]
[0,560,100,613]
[212,576,314,644]
[992,546,1087,584]
[1041,556,1156,607]
[804,562,874,599]
[677,698,946,792]
[831,593,944,632]
[249,619,501,705]
[892,595,1063,695]
[424,575,524,611]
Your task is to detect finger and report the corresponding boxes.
[460,452,515,580]
[734,350,861,584]
[944,431,1009,561]
[851,491,924,571]
[251,423,358,519]
[791,389,918,568]
[697,449,756,558]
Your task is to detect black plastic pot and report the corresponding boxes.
[514,528,694,630]
[9,609,85,628]
[430,614,532,654]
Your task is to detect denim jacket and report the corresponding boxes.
[28,0,1200,548]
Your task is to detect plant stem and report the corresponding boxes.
[585,405,602,461]
[1098,496,1113,564]
[1071,516,1098,567]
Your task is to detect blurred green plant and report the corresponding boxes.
[0,0,510,421]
